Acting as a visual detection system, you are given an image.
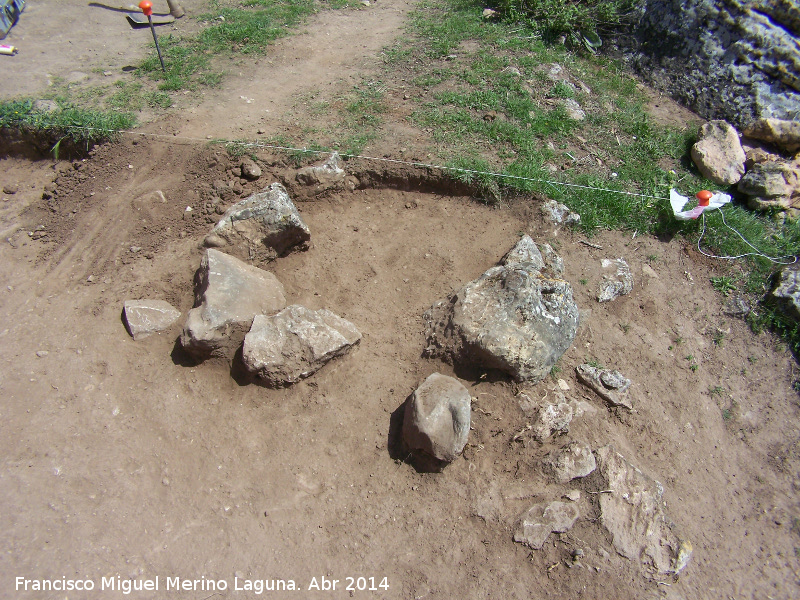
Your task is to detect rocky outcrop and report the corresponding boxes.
[690,120,746,185]
[242,305,361,386]
[204,182,310,262]
[402,373,471,463]
[180,249,286,360]
[622,0,800,128]
[595,445,692,579]
[424,240,579,383]
[123,300,181,340]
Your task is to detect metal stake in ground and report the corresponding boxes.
[138,0,165,72]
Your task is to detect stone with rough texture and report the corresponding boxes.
[622,1,800,128]
[402,373,471,463]
[180,249,286,360]
[513,501,580,550]
[501,235,545,270]
[598,258,633,303]
[243,305,361,386]
[563,98,586,121]
[204,182,310,262]
[240,158,262,180]
[738,159,800,211]
[543,441,597,483]
[771,265,800,321]
[296,152,346,188]
[531,393,574,441]
[123,300,181,340]
[743,119,800,154]
[690,120,746,185]
[541,199,581,225]
[595,445,692,578]
[576,363,632,409]
[424,258,579,383]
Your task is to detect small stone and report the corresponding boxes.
[690,120,746,185]
[598,258,633,302]
[35,350,49,358]
[532,394,574,441]
[564,490,581,502]
[402,373,471,463]
[2,184,19,195]
[513,501,579,550]
[576,363,632,409]
[241,158,262,180]
[557,378,570,391]
[563,98,586,121]
[543,441,597,482]
[124,300,181,341]
[541,199,580,224]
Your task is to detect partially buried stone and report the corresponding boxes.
[123,300,181,340]
[242,305,361,386]
[402,373,471,463]
[514,501,579,550]
[771,264,800,321]
[597,258,632,303]
[576,363,632,409]
[531,394,574,442]
[180,249,286,360]
[543,441,597,482]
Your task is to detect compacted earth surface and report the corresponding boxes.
[2,1,800,599]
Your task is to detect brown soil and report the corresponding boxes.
[2,1,800,599]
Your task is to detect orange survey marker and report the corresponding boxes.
[139,0,166,72]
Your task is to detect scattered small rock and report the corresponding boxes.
[482,7,497,19]
[402,373,471,463]
[296,152,346,189]
[576,363,632,409]
[35,350,49,358]
[564,490,581,502]
[241,158,262,181]
[32,99,60,113]
[513,501,579,550]
[242,305,361,386]
[123,300,181,341]
[531,394,574,441]
[563,98,586,121]
[2,184,19,195]
[541,199,581,225]
[543,441,597,482]
[598,258,633,302]
[724,296,751,318]
[690,120,746,185]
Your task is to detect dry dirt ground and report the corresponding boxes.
[2,2,800,599]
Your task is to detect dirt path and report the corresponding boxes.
[2,2,800,599]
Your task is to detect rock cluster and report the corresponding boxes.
[690,118,800,215]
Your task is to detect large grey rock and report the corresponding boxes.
[424,257,579,383]
[576,363,633,409]
[123,300,181,340]
[771,265,800,321]
[738,159,800,211]
[744,118,800,154]
[595,445,693,578]
[543,441,597,483]
[242,305,361,386]
[621,1,800,128]
[402,373,471,463]
[598,258,633,303]
[204,182,310,262]
[513,501,580,550]
[180,249,286,360]
[296,152,346,188]
[690,120,746,185]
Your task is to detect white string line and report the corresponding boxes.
[698,208,797,265]
[59,124,799,263]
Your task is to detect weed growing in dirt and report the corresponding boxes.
[711,275,738,297]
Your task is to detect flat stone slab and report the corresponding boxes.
[576,363,633,409]
[402,373,471,463]
[180,249,286,360]
[204,182,310,262]
[514,501,580,550]
[596,445,692,579]
[242,305,361,386]
[123,300,180,340]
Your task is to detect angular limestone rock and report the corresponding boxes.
[598,258,633,303]
[501,235,545,270]
[180,249,286,360]
[532,396,574,442]
[424,256,579,383]
[204,182,310,262]
[771,264,800,321]
[403,373,471,463]
[513,501,579,550]
[543,441,596,482]
[242,305,361,386]
[595,445,692,578]
[576,363,632,409]
[738,159,800,211]
[296,152,346,188]
[690,120,746,185]
[123,300,181,340]
[541,199,581,225]
[743,118,800,154]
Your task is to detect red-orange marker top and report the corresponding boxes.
[696,190,713,207]
[139,0,153,16]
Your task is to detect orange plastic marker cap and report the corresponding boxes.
[139,0,153,16]
[696,190,713,207]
